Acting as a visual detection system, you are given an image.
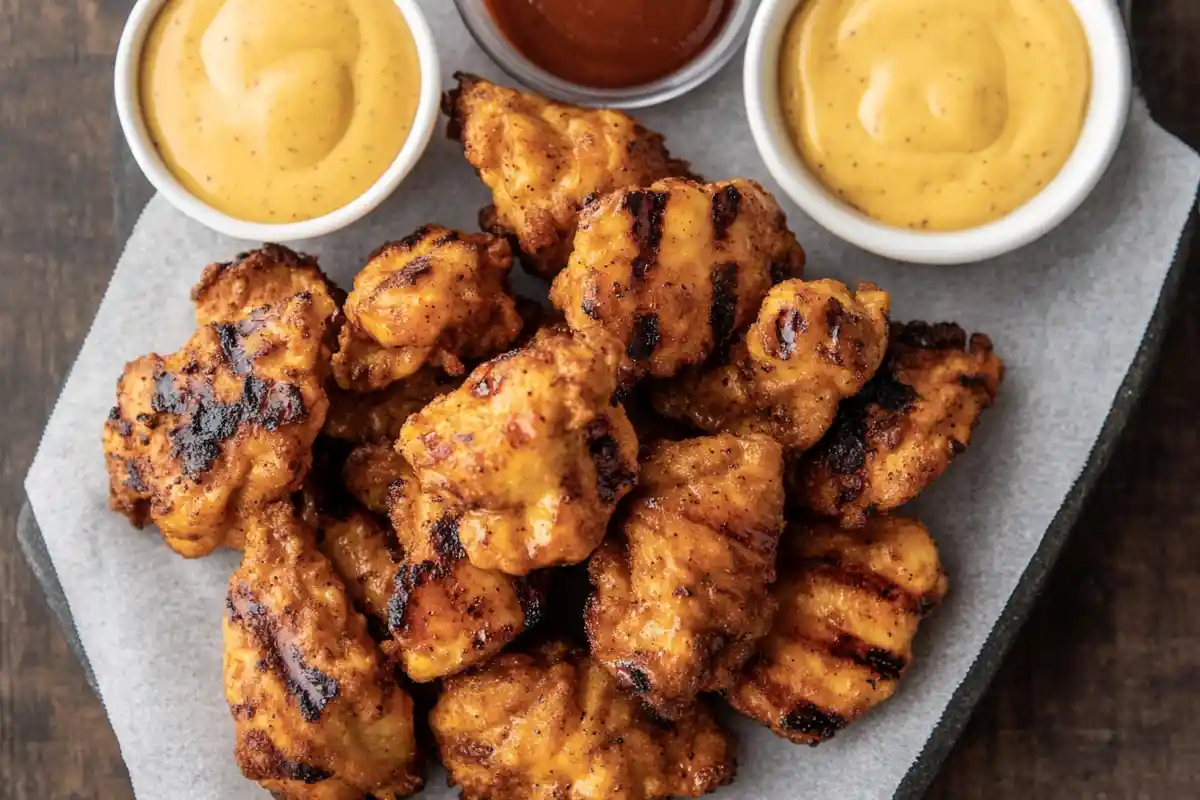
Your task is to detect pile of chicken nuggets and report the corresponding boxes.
[102,73,1004,799]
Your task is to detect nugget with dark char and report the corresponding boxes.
[587,433,785,719]
[655,279,889,451]
[319,442,537,682]
[550,178,806,384]
[398,327,639,575]
[103,292,331,557]
[431,641,736,800]
[728,515,948,745]
[191,244,343,330]
[791,321,1004,526]
[384,473,539,682]
[223,504,422,798]
[332,225,522,391]
[443,73,691,279]
[323,368,463,444]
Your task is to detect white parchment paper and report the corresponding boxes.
[25,3,1200,798]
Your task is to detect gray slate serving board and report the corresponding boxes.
[17,2,1198,796]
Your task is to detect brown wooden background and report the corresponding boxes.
[1,1,1197,797]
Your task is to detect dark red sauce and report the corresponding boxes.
[483,0,734,89]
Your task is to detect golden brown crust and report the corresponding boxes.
[398,327,639,575]
[431,641,736,800]
[728,514,948,745]
[102,292,331,557]
[443,73,690,279]
[223,505,423,798]
[655,279,890,451]
[312,441,537,682]
[332,225,522,392]
[791,321,1004,526]
[550,178,806,383]
[383,477,539,682]
[191,244,343,330]
[586,433,785,718]
[317,508,402,626]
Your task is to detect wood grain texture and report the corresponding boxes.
[0,2,1196,799]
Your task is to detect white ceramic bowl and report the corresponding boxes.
[454,0,759,109]
[114,0,441,241]
[744,0,1132,264]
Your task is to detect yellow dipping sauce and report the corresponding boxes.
[140,0,421,223]
[780,0,1091,230]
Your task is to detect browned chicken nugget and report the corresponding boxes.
[728,514,948,745]
[332,225,522,391]
[587,433,785,719]
[550,178,806,383]
[317,508,401,632]
[103,292,331,557]
[323,368,463,444]
[655,279,890,451]
[312,440,537,682]
[385,474,540,682]
[191,243,343,329]
[443,73,691,279]
[431,641,736,800]
[398,327,639,575]
[223,504,423,798]
[791,321,1004,526]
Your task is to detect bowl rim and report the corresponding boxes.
[743,0,1133,265]
[113,0,442,242]
[452,0,759,109]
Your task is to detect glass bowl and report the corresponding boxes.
[453,0,759,109]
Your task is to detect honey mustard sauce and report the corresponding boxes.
[780,0,1091,230]
[140,0,421,223]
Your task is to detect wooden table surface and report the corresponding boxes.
[1,2,1197,798]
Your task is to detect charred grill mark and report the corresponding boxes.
[433,230,461,247]
[430,513,466,563]
[217,323,253,374]
[151,370,187,415]
[377,255,434,290]
[802,558,926,616]
[387,561,440,632]
[892,320,967,351]
[585,417,636,504]
[622,190,669,280]
[709,263,739,361]
[154,370,307,479]
[228,585,339,722]
[613,660,652,694]
[827,634,908,681]
[808,363,919,476]
[240,730,332,784]
[780,702,846,742]
[862,647,908,681]
[711,185,742,241]
[775,308,804,360]
[626,314,661,361]
[123,460,147,493]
